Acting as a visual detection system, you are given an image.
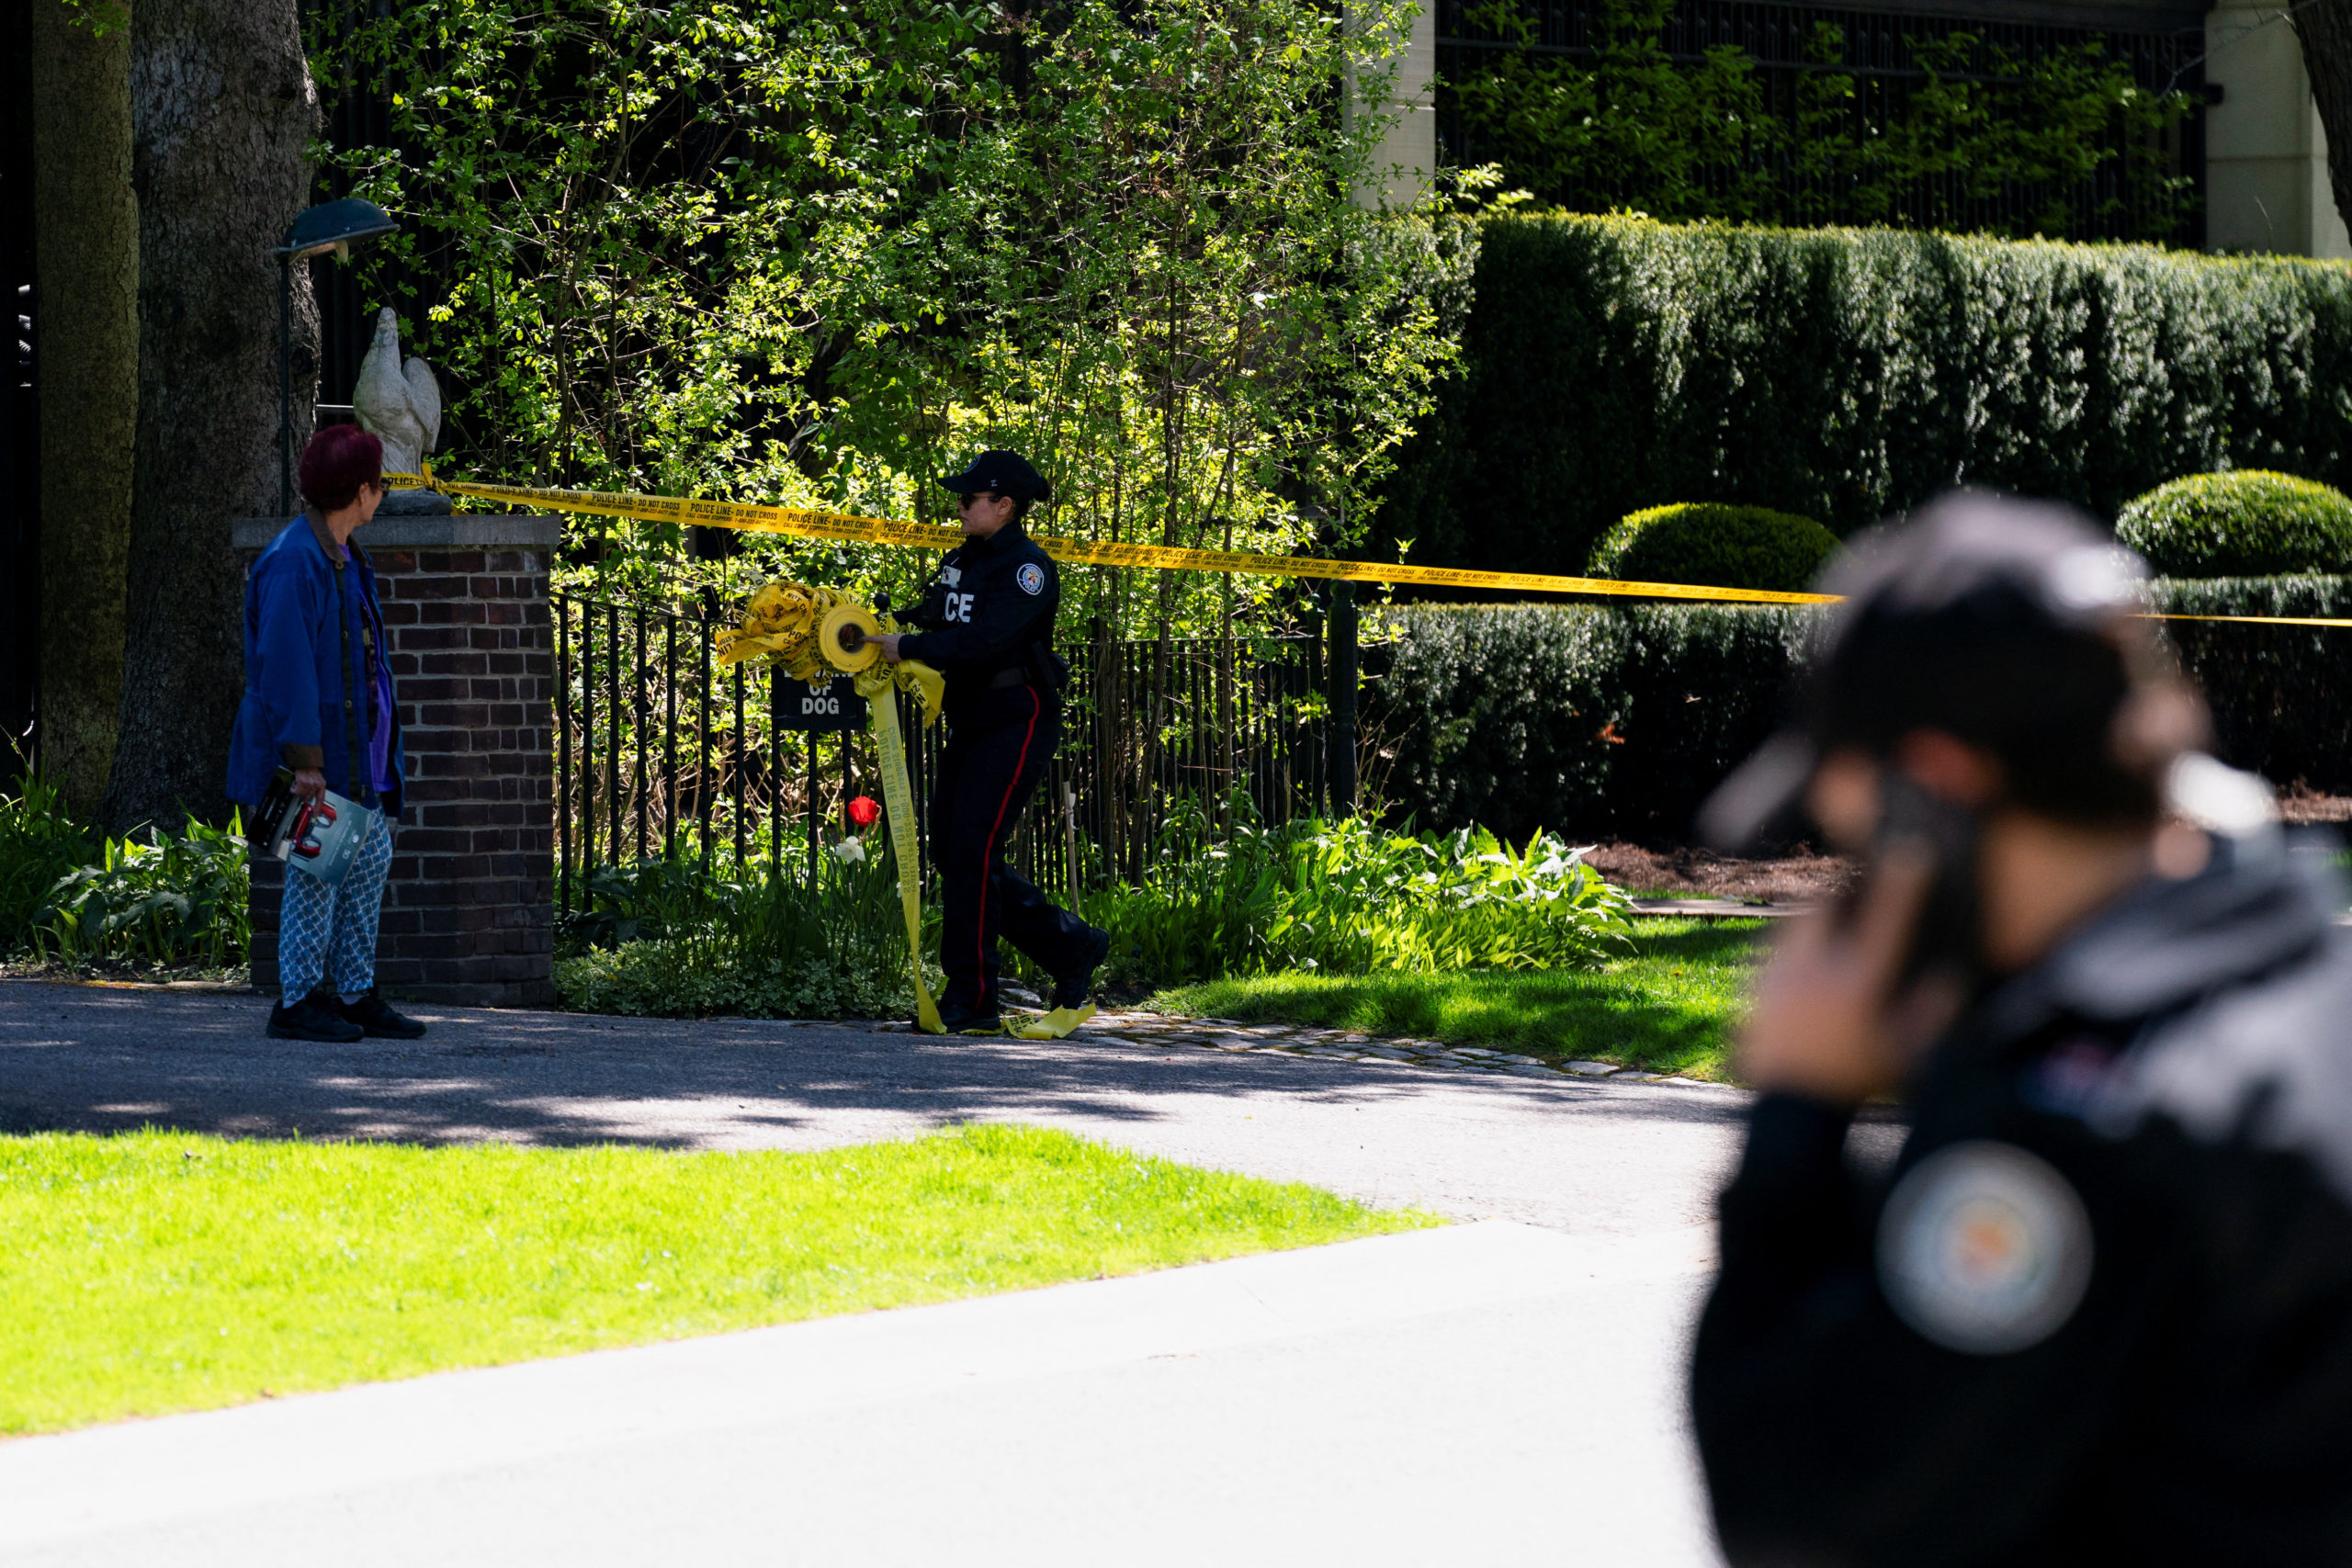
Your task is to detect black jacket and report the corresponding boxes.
[899,520,1059,722]
[1692,826,2352,1566]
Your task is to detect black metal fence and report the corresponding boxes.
[1435,0,2208,245]
[551,592,1346,914]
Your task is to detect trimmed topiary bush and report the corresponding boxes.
[1589,503,1841,592]
[2115,471,2352,578]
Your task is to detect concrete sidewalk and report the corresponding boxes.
[0,1221,1726,1567]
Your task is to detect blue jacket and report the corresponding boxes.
[226,516,405,817]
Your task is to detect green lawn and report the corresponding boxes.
[0,1124,1432,1436]
[1152,917,1770,1080]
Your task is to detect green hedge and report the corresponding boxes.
[1376,216,2352,581]
[1370,603,1816,842]
[1373,584,2352,840]
[1589,502,1840,592]
[2154,577,2352,791]
[2117,471,2352,577]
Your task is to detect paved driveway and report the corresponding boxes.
[0,982,1764,1235]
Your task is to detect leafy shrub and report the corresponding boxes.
[553,834,934,1018]
[1377,216,2352,581]
[558,944,908,1021]
[1370,602,1816,841]
[1081,796,1633,988]
[31,817,251,968]
[2152,575,2352,792]
[1589,502,1840,592]
[0,769,97,954]
[2116,471,2352,578]
[1374,585,2352,834]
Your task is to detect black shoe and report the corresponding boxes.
[267,996,364,1043]
[1050,926,1113,1011]
[331,988,428,1039]
[933,1003,1003,1036]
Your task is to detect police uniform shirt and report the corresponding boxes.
[898,520,1058,716]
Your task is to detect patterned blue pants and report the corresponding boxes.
[277,807,395,999]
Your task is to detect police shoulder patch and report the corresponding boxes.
[1877,1140,2092,1356]
[1016,561,1046,596]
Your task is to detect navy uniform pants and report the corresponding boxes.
[930,683,1094,1012]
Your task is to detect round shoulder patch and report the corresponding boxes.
[1016,561,1046,596]
[1877,1141,2092,1356]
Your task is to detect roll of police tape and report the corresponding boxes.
[382,468,2352,625]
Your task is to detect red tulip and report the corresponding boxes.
[846,795,881,828]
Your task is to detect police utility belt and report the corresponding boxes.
[979,643,1070,693]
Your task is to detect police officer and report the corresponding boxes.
[872,450,1111,1033]
[1689,492,2352,1563]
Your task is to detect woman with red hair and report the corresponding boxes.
[226,424,425,1043]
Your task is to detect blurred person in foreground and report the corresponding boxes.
[226,424,426,1043]
[1690,491,2352,1565]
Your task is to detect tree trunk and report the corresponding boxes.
[30,0,137,821]
[105,0,315,830]
[2297,0,2352,236]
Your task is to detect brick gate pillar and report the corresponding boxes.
[233,514,562,1007]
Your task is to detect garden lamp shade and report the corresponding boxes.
[277,199,401,513]
[277,197,398,261]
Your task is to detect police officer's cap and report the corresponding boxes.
[1701,491,2161,852]
[938,450,1051,502]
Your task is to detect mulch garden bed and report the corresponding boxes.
[1587,786,2352,907]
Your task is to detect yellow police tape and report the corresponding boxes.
[2135,613,2352,627]
[387,468,2352,626]
[368,469,2346,1030]
[383,471,1840,605]
[857,654,946,1036]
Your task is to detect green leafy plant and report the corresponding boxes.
[31,817,251,969]
[0,765,99,954]
[1589,502,1840,592]
[2117,471,2352,578]
[554,831,933,1018]
[311,0,1460,653]
[1081,795,1634,987]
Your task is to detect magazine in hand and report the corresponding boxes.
[260,770,371,886]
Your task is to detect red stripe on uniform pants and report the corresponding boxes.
[975,687,1041,1005]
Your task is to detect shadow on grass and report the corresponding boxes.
[1154,919,1770,1079]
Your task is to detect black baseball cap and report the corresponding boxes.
[1699,491,2156,852]
[938,450,1050,502]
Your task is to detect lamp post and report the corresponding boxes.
[275,198,398,516]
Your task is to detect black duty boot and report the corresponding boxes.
[331,988,428,1039]
[267,996,364,1043]
[933,1002,1004,1036]
[1050,925,1113,1011]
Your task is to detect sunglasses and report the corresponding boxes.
[955,492,998,511]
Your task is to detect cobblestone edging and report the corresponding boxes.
[1034,1009,1740,1091]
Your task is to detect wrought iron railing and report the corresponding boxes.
[550,593,1342,913]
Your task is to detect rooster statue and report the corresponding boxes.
[351,308,447,514]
